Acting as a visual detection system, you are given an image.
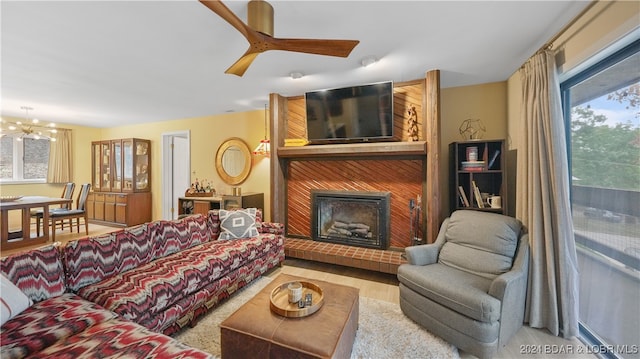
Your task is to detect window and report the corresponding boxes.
[561,39,639,358]
[0,135,50,182]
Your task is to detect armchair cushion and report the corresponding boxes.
[397,263,500,323]
[438,211,522,279]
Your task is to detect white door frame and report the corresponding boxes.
[161,130,190,220]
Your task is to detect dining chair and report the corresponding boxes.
[32,182,75,236]
[50,183,91,241]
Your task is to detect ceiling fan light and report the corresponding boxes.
[361,56,378,67]
[290,72,304,79]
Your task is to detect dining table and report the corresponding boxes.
[0,196,74,251]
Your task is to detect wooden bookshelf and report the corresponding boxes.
[450,140,506,215]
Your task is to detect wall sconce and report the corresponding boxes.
[253,104,270,156]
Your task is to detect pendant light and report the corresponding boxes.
[253,104,270,156]
[0,106,57,142]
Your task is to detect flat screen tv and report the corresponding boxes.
[305,81,394,144]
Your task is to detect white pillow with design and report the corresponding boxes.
[219,208,259,240]
[1,274,33,326]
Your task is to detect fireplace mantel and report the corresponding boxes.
[278,141,427,159]
[270,72,441,246]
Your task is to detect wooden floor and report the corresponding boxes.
[1,224,594,359]
[278,259,594,359]
[1,222,116,257]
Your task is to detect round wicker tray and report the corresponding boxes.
[270,281,324,318]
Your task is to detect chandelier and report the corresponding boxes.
[0,106,57,142]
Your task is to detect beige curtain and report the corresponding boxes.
[517,50,579,338]
[47,129,73,183]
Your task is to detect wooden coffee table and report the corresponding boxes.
[220,274,359,359]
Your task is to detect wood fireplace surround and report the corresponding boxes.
[269,72,441,274]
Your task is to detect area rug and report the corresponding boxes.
[174,277,459,359]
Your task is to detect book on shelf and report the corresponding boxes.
[461,161,485,171]
[471,180,484,208]
[488,150,500,169]
[458,186,470,207]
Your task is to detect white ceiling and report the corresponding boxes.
[1,0,590,128]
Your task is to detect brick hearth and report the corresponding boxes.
[284,238,407,275]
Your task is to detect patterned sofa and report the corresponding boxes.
[1,209,285,358]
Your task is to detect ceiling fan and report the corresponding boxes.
[199,0,360,76]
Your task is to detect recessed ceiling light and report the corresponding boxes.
[290,72,304,79]
[360,56,378,67]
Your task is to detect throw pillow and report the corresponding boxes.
[219,208,259,240]
[0,274,33,326]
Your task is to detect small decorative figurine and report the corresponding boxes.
[406,105,419,141]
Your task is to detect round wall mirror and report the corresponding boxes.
[215,137,252,185]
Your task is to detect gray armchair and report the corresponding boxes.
[397,210,529,359]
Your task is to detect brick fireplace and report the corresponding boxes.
[270,75,442,274]
[280,158,421,274]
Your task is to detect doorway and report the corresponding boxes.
[161,131,190,220]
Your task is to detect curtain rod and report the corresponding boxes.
[538,0,599,53]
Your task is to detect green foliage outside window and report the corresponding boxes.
[571,84,640,191]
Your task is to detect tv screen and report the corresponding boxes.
[305,81,393,144]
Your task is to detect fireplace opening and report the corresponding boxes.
[311,190,391,249]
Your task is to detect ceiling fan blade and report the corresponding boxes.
[225,51,260,77]
[268,38,360,57]
[198,0,254,41]
[200,0,360,76]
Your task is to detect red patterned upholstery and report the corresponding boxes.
[152,214,210,259]
[63,227,155,292]
[1,208,283,358]
[259,221,285,235]
[30,319,212,359]
[0,293,117,359]
[76,234,283,332]
[0,243,66,302]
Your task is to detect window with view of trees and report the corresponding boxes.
[0,136,50,181]
[562,39,639,358]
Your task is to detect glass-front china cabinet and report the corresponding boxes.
[88,138,151,227]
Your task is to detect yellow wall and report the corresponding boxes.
[553,1,640,76]
[440,81,508,217]
[100,110,270,221]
